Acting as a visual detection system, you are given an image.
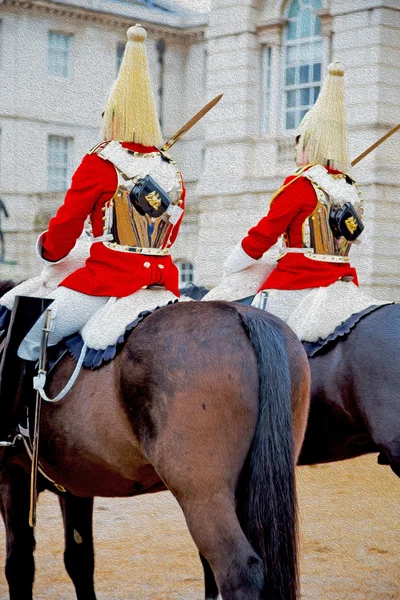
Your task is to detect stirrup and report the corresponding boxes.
[0,433,23,447]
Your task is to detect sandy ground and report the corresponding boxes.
[0,454,398,599]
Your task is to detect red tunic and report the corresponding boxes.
[241,167,359,291]
[42,142,185,297]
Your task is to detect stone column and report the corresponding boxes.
[331,1,400,300]
[195,0,260,286]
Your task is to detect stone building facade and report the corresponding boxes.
[0,0,207,283]
[197,0,400,300]
[0,0,399,300]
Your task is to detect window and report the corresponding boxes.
[283,0,322,130]
[116,42,125,74]
[47,136,73,191]
[156,39,166,129]
[261,47,272,133]
[48,31,72,77]
[176,261,194,286]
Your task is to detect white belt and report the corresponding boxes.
[280,247,350,263]
[282,247,315,254]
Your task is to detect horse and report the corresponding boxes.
[182,286,400,476]
[179,286,400,600]
[0,297,310,600]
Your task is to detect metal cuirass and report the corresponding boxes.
[295,165,364,264]
[95,141,183,256]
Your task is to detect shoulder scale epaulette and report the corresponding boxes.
[87,141,110,155]
[269,164,312,205]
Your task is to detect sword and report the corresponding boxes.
[29,308,53,529]
[161,94,223,152]
[351,123,400,166]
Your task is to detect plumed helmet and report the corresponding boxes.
[296,61,350,173]
[102,24,162,147]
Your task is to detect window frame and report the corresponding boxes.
[176,260,195,286]
[282,0,323,132]
[48,30,73,78]
[47,135,73,192]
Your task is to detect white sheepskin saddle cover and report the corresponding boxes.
[257,282,390,343]
[203,263,390,343]
[0,235,177,351]
[80,288,177,351]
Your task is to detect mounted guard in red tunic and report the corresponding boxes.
[0,24,186,439]
[205,62,390,342]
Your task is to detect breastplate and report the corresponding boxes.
[96,141,183,256]
[300,166,364,264]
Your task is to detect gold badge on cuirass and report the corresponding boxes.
[145,190,162,211]
[345,216,358,235]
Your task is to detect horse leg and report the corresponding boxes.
[58,494,97,600]
[178,493,265,599]
[200,552,220,600]
[0,469,36,600]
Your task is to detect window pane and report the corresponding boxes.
[312,62,321,82]
[300,9,311,38]
[311,40,322,61]
[299,65,309,84]
[300,109,308,121]
[314,16,321,35]
[287,90,296,108]
[288,0,300,17]
[286,20,297,40]
[313,86,320,102]
[300,88,310,106]
[116,43,125,74]
[298,43,312,63]
[286,111,296,130]
[286,45,297,65]
[286,67,296,85]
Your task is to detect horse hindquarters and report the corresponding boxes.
[124,302,308,600]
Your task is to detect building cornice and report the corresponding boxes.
[0,0,206,41]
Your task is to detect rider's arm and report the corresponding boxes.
[241,176,314,259]
[40,154,106,262]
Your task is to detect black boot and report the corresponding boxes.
[0,296,53,445]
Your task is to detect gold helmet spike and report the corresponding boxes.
[297,61,351,173]
[102,24,162,147]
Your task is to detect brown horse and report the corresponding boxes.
[0,299,310,600]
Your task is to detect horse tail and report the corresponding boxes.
[236,305,299,600]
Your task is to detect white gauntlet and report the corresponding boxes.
[223,243,259,276]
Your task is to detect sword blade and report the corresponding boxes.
[351,123,400,166]
[161,94,223,152]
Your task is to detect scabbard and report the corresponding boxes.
[29,308,53,529]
